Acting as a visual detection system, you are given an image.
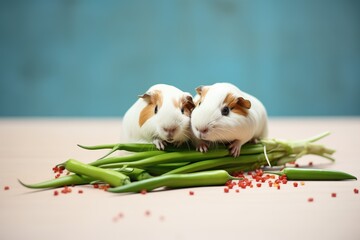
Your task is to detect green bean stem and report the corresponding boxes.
[65,159,131,187]
[163,152,286,175]
[117,168,153,181]
[266,168,357,180]
[107,170,241,193]
[99,149,230,168]
[78,142,269,155]
[18,174,92,189]
[89,151,165,166]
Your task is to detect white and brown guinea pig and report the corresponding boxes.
[122,84,195,150]
[191,82,268,157]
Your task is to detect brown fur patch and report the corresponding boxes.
[195,86,209,106]
[139,90,163,127]
[223,93,251,116]
[181,95,195,117]
[173,95,195,117]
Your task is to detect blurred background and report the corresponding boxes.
[0,0,359,117]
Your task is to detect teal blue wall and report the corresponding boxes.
[1,0,359,116]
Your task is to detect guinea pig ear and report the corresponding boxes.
[183,95,195,112]
[236,97,251,109]
[195,86,205,96]
[138,92,152,104]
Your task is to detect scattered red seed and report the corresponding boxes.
[295,163,300,168]
[308,161,313,166]
[61,186,72,194]
[308,197,314,202]
[277,185,280,190]
[53,190,59,196]
[293,182,298,187]
[145,210,151,216]
[224,187,229,193]
[99,184,110,191]
[300,182,305,186]
[4,186,10,191]
[268,181,273,187]
[78,190,83,194]
[354,188,359,194]
[256,183,262,188]
[140,189,147,195]
[118,213,124,218]
[331,193,337,198]
[189,191,194,196]
[235,189,240,193]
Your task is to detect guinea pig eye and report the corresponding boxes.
[154,105,158,114]
[181,107,185,114]
[221,106,230,116]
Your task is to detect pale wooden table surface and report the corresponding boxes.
[0,117,359,240]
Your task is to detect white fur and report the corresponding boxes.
[191,82,268,156]
[122,84,193,149]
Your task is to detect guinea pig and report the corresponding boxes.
[122,84,195,150]
[190,82,268,157]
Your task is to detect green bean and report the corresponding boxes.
[18,174,92,189]
[117,168,153,181]
[78,142,195,152]
[89,151,165,166]
[78,142,268,156]
[266,168,357,180]
[99,149,230,169]
[222,163,263,175]
[163,152,286,175]
[107,170,241,193]
[65,159,131,187]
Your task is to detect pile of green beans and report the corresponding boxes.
[19,132,357,194]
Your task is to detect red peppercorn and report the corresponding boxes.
[145,210,151,216]
[78,190,83,194]
[4,186,10,191]
[354,188,359,194]
[331,193,337,198]
[189,191,194,196]
[293,182,298,187]
[239,181,247,189]
[308,161,313,166]
[224,187,229,193]
[268,182,273,187]
[140,189,147,195]
[93,183,99,189]
[235,189,240,193]
[308,197,314,202]
[53,190,59,196]
[256,183,262,188]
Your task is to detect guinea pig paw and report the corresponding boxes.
[229,141,242,157]
[196,142,209,153]
[153,139,166,150]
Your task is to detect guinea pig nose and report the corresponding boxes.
[198,127,209,134]
[163,126,177,134]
